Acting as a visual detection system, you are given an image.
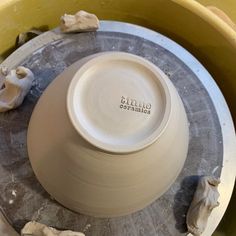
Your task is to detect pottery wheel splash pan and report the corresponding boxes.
[0,21,235,236]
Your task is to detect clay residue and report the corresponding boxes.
[0,66,34,112]
[60,10,99,33]
[186,176,220,236]
[21,221,85,236]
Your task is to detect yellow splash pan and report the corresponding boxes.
[0,0,235,236]
[0,0,235,122]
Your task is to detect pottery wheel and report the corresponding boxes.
[0,21,235,236]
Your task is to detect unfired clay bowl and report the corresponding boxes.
[27,52,189,217]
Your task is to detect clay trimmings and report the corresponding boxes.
[21,221,85,236]
[60,10,99,33]
[0,66,34,112]
[120,96,151,114]
[186,176,220,236]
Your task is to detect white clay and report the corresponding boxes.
[0,66,8,76]
[207,6,236,31]
[21,221,85,236]
[0,66,8,89]
[0,73,4,89]
[186,176,220,236]
[60,10,99,33]
[17,30,43,47]
[0,66,34,112]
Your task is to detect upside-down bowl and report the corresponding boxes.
[27,52,189,217]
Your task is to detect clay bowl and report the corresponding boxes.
[27,52,189,217]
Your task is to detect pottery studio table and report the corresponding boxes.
[0,21,235,236]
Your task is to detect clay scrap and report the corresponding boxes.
[0,66,34,112]
[21,221,85,236]
[186,176,220,236]
[0,66,8,89]
[207,6,236,31]
[60,10,99,33]
[17,30,43,47]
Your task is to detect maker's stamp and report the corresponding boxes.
[119,96,151,115]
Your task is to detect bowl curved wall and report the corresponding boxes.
[27,53,189,217]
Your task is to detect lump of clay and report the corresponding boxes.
[17,29,43,47]
[21,221,85,236]
[186,176,220,236]
[207,6,236,31]
[0,66,8,89]
[0,66,34,112]
[60,10,99,33]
